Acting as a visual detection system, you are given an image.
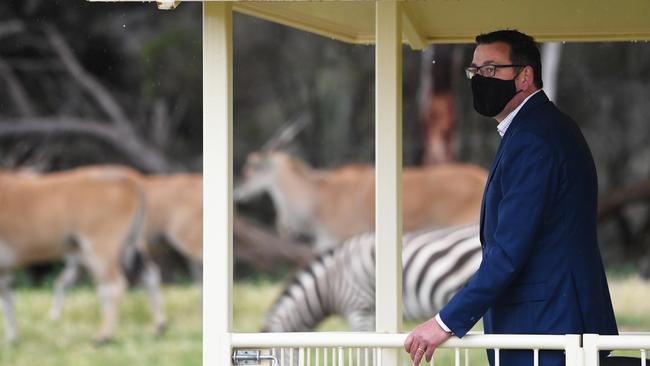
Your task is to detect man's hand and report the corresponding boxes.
[404,317,452,366]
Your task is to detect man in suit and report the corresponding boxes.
[405,29,618,366]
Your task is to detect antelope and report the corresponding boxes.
[139,173,202,277]
[0,166,166,344]
[234,150,487,252]
[49,166,202,322]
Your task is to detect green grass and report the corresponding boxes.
[0,285,201,366]
[0,275,648,365]
[235,275,650,331]
[608,275,650,331]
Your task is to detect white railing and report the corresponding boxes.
[583,333,650,366]
[230,332,582,366]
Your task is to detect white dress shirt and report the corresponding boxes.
[496,89,543,137]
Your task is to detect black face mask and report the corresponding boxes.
[471,74,518,117]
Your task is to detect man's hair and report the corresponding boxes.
[475,29,543,88]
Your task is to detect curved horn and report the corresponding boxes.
[261,113,310,151]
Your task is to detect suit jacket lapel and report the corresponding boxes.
[479,135,508,244]
[479,91,550,245]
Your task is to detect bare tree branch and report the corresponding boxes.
[0,58,36,117]
[0,117,169,172]
[40,24,174,172]
[23,0,44,15]
[598,178,650,220]
[5,58,64,72]
[0,142,37,169]
[151,98,169,148]
[0,20,24,39]
[598,180,650,260]
[43,24,133,131]
[169,94,190,134]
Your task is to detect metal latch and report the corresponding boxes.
[232,350,278,366]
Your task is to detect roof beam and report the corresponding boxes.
[401,6,426,50]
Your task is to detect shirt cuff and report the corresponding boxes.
[435,313,452,334]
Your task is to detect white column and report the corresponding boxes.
[582,334,599,366]
[203,3,233,366]
[375,1,403,365]
[541,42,562,102]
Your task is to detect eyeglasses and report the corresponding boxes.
[465,64,526,79]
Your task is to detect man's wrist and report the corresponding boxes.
[435,313,453,334]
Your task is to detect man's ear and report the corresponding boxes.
[521,66,534,90]
[523,66,530,83]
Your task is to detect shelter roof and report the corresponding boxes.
[92,0,650,48]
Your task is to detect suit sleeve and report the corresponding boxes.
[439,131,560,337]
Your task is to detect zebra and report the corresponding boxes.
[262,224,482,332]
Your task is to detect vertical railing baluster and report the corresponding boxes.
[229,333,650,366]
[229,334,609,366]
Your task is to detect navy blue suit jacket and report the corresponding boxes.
[439,91,618,366]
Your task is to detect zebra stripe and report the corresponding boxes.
[262,224,481,332]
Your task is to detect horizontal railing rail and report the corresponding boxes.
[230,332,581,366]
[584,333,650,366]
